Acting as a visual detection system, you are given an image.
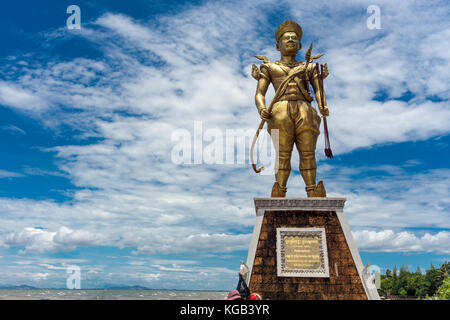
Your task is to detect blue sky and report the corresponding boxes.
[0,0,449,290]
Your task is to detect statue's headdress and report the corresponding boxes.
[275,20,303,43]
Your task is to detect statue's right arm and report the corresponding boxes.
[255,66,271,121]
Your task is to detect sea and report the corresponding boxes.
[0,289,229,300]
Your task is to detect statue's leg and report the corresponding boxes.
[296,130,318,196]
[296,131,326,197]
[269,101,294,197]
[295,102,325,197]
[271,151,291,197]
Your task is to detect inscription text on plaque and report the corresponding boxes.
[277,228,329,277]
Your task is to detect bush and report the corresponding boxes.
[435,277,450,300]
[399,288,407,296]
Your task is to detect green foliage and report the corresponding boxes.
[378,276,394,296]
[421,277,450,300]
[435,277,450,300]
[439,261,450,276]
[380,261,449,298]
[425,267,444,295]
[406,273,427,296]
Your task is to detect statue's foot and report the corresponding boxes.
[271,182,287,198]
[306,181,326,198]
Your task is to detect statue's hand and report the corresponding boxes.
[319,105,329,117]
[322,63,329,79]
[251,64,260,80]
[259,108,271,121]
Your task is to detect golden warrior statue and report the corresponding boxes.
[251,20,332,198]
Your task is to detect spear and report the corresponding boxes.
[316,63,333,159]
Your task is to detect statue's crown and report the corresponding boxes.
[275,20,303,42]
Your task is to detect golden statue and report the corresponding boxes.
[251,20,332,198]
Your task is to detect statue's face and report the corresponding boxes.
[277,31,300,56]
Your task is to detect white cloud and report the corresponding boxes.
[152,264,193,272]
[30,273,50,281]
[0,163,448,255]
[0,272,50,284]
[39,263,67,270]
[3,227,106,253]
[132,233,251,255]
[141,273,161,281]
[127,261,146,266]
[0,82,48,112]
[319,166,450,230]
[353,230,450,254]
[1,125,26,135]
[0,170,24,178]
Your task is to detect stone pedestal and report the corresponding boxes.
[246,198,379,300]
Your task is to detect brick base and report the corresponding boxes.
[248,210,368,300]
